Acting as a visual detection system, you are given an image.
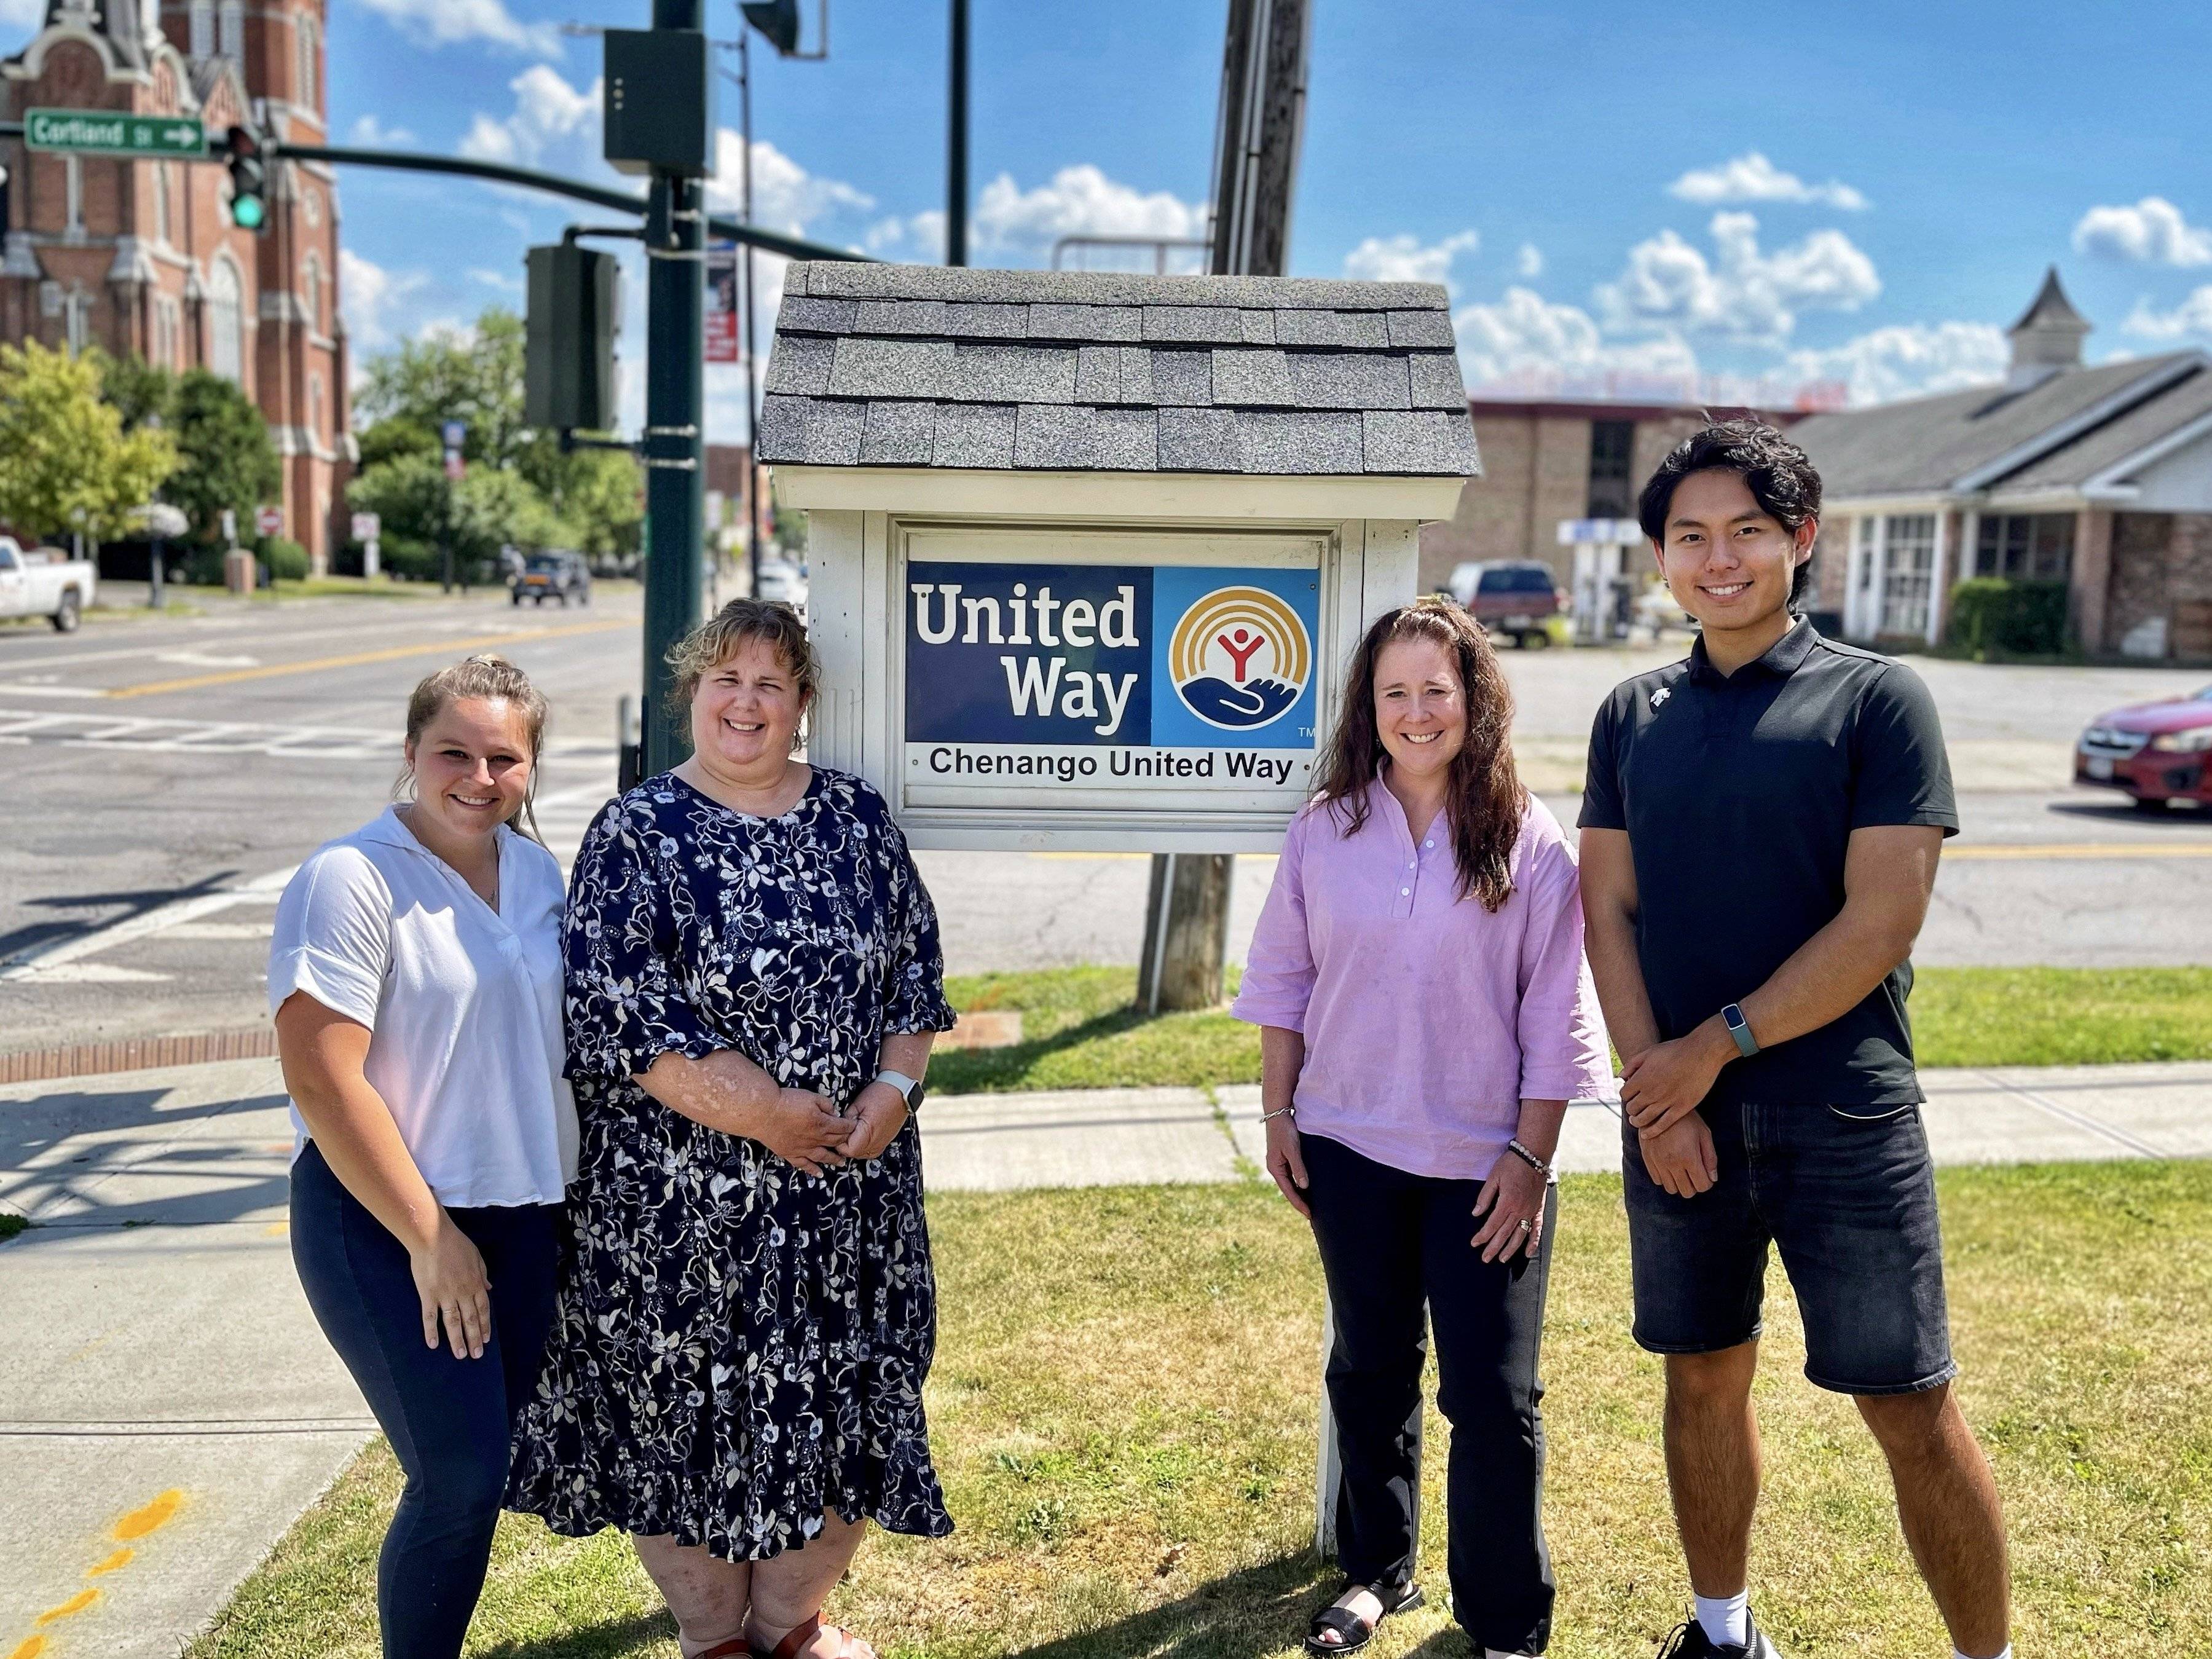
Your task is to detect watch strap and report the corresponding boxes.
[874,1068,924,1109]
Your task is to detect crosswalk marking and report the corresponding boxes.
[0,708,619,766]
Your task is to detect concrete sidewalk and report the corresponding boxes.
[3,1057,2208,1658]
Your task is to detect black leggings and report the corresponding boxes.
[1302,1132,1558,1656]
[290,1140,561,1659]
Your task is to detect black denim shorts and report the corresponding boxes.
[1621,1099,1957,1396]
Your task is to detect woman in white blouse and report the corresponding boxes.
[270,653,575,1659]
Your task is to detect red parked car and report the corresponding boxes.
[2076,684,2212,810]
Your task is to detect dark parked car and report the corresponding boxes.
[511,551,592,607]
[2076,683,2212,810]
[1445,561,1567,648]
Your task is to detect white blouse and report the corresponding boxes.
[268,806,578,1208]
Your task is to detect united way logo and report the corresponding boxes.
[1167,586,1313,731]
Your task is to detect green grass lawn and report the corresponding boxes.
[189,1161,2212,1658]
[929,965,2212,1095]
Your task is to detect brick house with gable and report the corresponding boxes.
[0,0,350,570]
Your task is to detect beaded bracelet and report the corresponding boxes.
[1505,1138,1553,1176]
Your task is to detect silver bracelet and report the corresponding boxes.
[1505,1138,1552,1176]
[1259,1105,1297,1124]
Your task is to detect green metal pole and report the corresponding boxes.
[640,0,707,777]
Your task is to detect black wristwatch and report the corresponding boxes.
[874,1068,926,1114]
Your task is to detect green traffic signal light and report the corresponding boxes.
[231,194,265,231]
[223,124,268,236]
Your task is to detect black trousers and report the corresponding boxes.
[1302,1132,1557,1655]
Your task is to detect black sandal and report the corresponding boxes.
[1303,1580,1423,1655]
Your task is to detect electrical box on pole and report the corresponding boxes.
[602,27,716,176]
[525,243,621,431]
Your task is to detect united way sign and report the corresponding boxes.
[903,559,1321,787]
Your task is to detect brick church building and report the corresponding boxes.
[0,0,350,570]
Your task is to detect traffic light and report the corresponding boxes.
[740,0,801,53]
[223,125,267,233]
[525,242,620,431]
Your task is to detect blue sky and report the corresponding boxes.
[12,0,2212,439]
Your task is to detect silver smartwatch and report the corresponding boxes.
[874,1068,926,1113]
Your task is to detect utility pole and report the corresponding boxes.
[736,28,762,596]
[1138,0,1312,1015]
[946,0,968,266]
[639,0,710,775]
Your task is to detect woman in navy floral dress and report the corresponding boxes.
[508,601,955,1659]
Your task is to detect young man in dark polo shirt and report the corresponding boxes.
[1578,422,2010,1659]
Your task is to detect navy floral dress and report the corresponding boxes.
[506,767,958,1561]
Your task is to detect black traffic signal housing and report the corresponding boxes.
[740,0,801,53]
[525,242,620,431]
[602,28,714,176]
[223,125,267,233]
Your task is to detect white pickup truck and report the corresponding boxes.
[0,538,96,631]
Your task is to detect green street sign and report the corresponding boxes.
[23,109,207,159]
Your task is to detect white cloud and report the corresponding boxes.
[1514,242,1544,279]
[1341,230,1478,290]
[347,114,416,148]
[865,211,948,263]
[2074,197,2212,267]
[1669,152,1867,211]
[459,65,600,169]
[1453,286,1699,392]
[972,165,1207,255]
[1784,321,2009,406]
[2124,285,2212,339]
[339,248,428,353]
[0,0,42,26]
[356,0,564,57]
[468,267,523,292]
[1597,211,1879,343]
[705,133,873,235]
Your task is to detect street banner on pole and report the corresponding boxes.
[705,240,739,364]
[25,109,205,157]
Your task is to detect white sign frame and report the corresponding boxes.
[805,506,1421,851]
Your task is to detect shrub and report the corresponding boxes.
[261,537,310,581]
[1946,578,2069,658]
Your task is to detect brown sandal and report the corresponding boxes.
[758,1613,870,1659]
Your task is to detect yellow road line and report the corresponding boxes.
[1948,841,2212,861]
[103,620,629,699]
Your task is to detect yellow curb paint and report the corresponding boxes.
[87,1548,134,1576]
[103,620,629,699]
[9,1636,49,1658]
[34,1590,98,1625]
[264,1220,291,1237]
[112,1489,184,1540]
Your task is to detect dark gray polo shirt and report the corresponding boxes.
[1578,620,1958,1109]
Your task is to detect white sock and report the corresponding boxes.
[1955,1649,2012,1659]
[1486,1650,1535,1658]
[1694,1590,1750,1649]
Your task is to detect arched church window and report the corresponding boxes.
[190,0,213,57]
[219,1,243,61]
[208,257,243,382]
[302,255,322,334]
[154,162,171,245]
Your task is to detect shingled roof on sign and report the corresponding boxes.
[756,264,1479,478]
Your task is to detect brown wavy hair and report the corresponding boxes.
[1312,598,1526,911]
[398,653,550,844]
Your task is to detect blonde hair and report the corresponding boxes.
[664,598,819,743]
[397,653,551,843]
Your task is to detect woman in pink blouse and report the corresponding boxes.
[1234,598,1614,1659]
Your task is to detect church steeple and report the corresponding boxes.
[43,0,162,66]
[2005,266,2090,390]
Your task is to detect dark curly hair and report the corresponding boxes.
[1637,418,1823,605]
[1312,598,1526,912]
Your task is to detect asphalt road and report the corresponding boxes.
[2,594,2205,1054]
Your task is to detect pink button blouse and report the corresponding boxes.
[1232,781,1617,1181]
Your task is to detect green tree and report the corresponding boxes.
[347,452,571,581]
[90,347,176,431]
[164,370,282,546]
[0,340,176,542]
[358,304,643,561]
